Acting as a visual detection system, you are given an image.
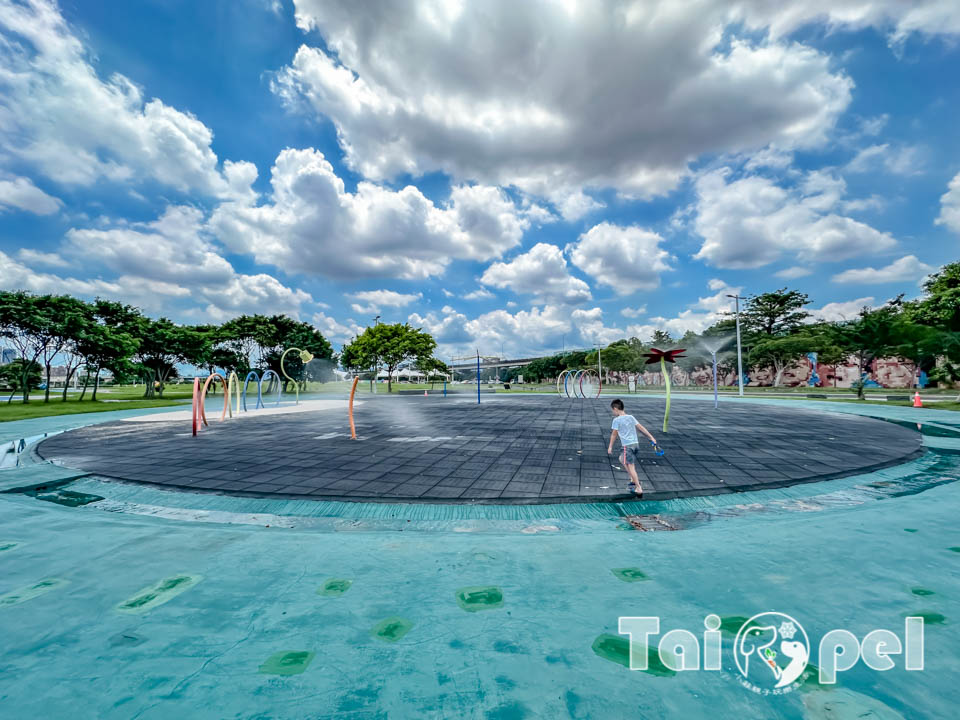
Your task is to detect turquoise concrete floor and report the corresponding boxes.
[1,398,958,718]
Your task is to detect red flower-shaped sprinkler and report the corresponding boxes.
[643,348,686,433]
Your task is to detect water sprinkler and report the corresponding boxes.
[643,348,686,433]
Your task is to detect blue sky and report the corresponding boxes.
[1,0,959,360]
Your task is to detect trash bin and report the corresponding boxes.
[503,383,511,390]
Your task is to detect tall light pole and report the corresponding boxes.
[594,343,602,385]
[371,315,381,393]
[727,294,744,397]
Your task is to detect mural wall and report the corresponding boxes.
[605,354,926,389]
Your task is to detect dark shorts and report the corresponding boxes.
[620,444,642,466]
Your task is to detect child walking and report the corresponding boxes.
[607,398,657,496]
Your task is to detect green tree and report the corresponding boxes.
[649,329,673,347]
[741,288,811,336]
[912,262,960,332]
[340,323,436,393]
[748,334,814,386]
[75,323,140,401]
[830,304,902,399]
[134,319,208,398]
[1,359,42,402]
[0,291,52,403]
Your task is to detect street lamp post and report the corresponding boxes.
[727,294,744,397]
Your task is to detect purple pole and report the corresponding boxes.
[476,350,481,404]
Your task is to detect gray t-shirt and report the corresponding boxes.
[612,414,639,446]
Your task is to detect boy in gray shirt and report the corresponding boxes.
[607,398,657,496]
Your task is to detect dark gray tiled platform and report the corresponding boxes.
[36,396,924,504]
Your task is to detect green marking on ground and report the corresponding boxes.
[0,578,69,607]
[718,615,751,636]
[371,616,413,642]
[590,634,675,676]
[259,650,315,676]
[455,586,504,612]
[317,578,352,596]
[116,574,202,614]
[0,540,20,553]
[904,528,919,533]
[34,489,104,507]
[908,611,946,625]
[911,587,935,597]
[611,568,648,582]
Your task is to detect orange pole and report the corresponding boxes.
[349,375,359,440]
[191,377,201,436]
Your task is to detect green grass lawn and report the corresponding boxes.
[0,397,185,423]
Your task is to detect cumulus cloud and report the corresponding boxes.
[59,205,312,319]
[831,255,934,284]
[568,223,672,295]
[692,168,896,269]
[937,171,960,234]
[0,0,238,197]
[209,149,527,280]
[462,288,494,301]
[0,175,61,215]
[809,297,875,322]
[621,306,647,319]
[277,0,857,211]
[775,266,813,279]
[312,312,364,344]
[571,308,625,346]
[480,243,591,305]
[846,144,925,175]
[351,289,423,312]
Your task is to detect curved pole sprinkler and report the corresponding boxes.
[643,348,686,433]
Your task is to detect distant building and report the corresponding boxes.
[0,348,17,365]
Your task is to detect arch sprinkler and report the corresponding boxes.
[643,348,686,433]
[241,371,264,412]
[226,371,241,418]
[260,370,283,406]
[191,372,229,435]
[280,348,314,405]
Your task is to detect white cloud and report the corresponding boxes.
[462,288,494,301]
[0,0,238,197]
[568,223,672,295]
[692,168,896,269]
[480,243,591,305]
[209,149,527,280]
[351,289,423,309]
[809,297,875,322]
[60,205,312,319]
[846,144,924,176]
[16,248,68,268]
[620,306,646,319]
[277,0,856,207]
[831,255,934,284]
[0,175,61,215]
[312,312,363,344]
[571,307,625,346]
[774,266,813,279]
[731,1,960,46]
[937,171,960,234]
